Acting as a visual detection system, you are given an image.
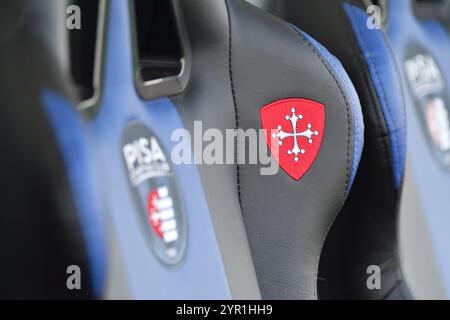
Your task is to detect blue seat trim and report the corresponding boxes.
[291,25,365,192]
[343,3,407,189]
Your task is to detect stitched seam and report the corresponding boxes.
[348,61,400,298]
[328,56,360,187]
[355,63,401,299]
[291,28,352,299]
[340,5,397,255]
[224,0,243,210]
[383,31,407,185]
[350,7,399,165]
[301,28,360,186]
[344,4,403,291]
[347,4,404,289]
[378,4,409,294]
[347,6,402,187]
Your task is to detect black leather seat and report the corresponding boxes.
[258,0,409,299]
[174,0,364,299]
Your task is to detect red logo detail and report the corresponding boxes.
[147,190,163,239]
[260,98,325,180]
[147,186,178,244]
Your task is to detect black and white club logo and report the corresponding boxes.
[405,47,450,167]
[121,122,187,266]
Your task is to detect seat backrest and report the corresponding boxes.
[263,0,409,299]
[173,0,364,299]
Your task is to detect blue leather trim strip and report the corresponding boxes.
[41,91,107,298]
[96,0,230,298]
[292,25,364,191]
[343,3,406,189]
[42,0,231,299]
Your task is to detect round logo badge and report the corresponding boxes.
[121,122,187,266]
[404,46,450,167]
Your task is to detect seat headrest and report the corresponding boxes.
[175,0,364,299]
[260,0,409,299]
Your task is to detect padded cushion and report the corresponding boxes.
[174,0,363,299]
[268,0,409,299]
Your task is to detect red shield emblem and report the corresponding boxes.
[260,98,325,180]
